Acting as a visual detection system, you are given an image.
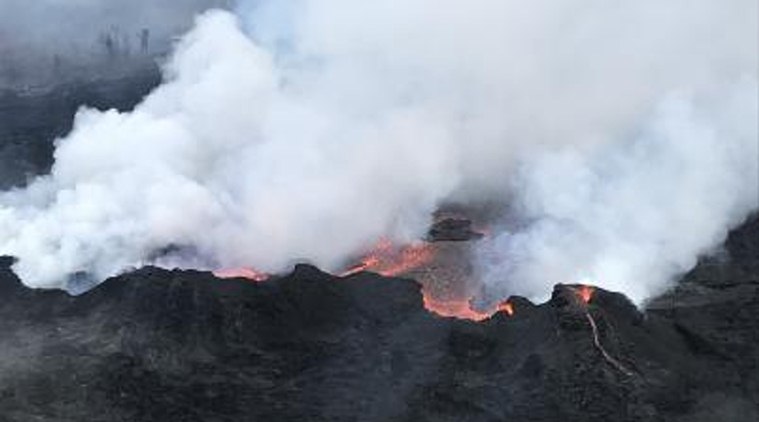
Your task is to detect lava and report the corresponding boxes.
[341,238,510,321]
[576,285,595,304]
[422,295,492,321]
[422,296,517,321]
[340,238,495,320]
[340,238,435,277]
[568,283,633,376]
[214,267,270,282]
[585,309,634,377]
[498,300,515,316]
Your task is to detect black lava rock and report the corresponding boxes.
[0,216,757,421]
[428,218,484,242]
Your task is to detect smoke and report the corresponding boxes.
[476,80,758,305]
[0,1,755,304]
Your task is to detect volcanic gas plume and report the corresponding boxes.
[0,1,756,309]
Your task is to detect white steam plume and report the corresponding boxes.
[476,80,758,305]
[0,1,755,304]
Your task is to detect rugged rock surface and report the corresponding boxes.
[428,218,484,242]
[1,216,757,422]
[0,63,161,189]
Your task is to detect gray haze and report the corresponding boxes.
[0,0,231,86]
[0,1,756,306]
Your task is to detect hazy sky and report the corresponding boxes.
[0,1,231,55]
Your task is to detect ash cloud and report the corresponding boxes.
[0,0,756,304]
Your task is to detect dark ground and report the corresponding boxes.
[0,215,757,422]
[0,62,160,189]
[0,67,757,422]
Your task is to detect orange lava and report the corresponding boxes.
[340,238,434,277]
[575,285,595,304]
[422,295,493,321]
[214,267,270,282]
[342,238,497,320]
[498,301,515,316]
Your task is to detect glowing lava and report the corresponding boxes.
[422,295,492,321]
[340,238,435,277]
[341,238,498,320]
[576,285,595,304]
[498,300,515,316]
[214,267,270,282]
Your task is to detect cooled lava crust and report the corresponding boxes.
[0,216,757,422]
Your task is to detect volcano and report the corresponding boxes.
[1,215,757,422]
[1,5,757,421]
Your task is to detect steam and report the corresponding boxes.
[0,0,755,304]
[477,81,758,304]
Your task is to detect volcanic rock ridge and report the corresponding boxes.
[0,216,757,422]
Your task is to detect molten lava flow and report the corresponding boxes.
[341,238,489,320]
[341,238,504,321]
[339,257,380,277]
[214,267,270,282]
[568,284,634,377]
[422,295,492,321]
[585,309,634,377]
[340,238,435,277]
[498,300,515,316]
[576,285,595,304]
